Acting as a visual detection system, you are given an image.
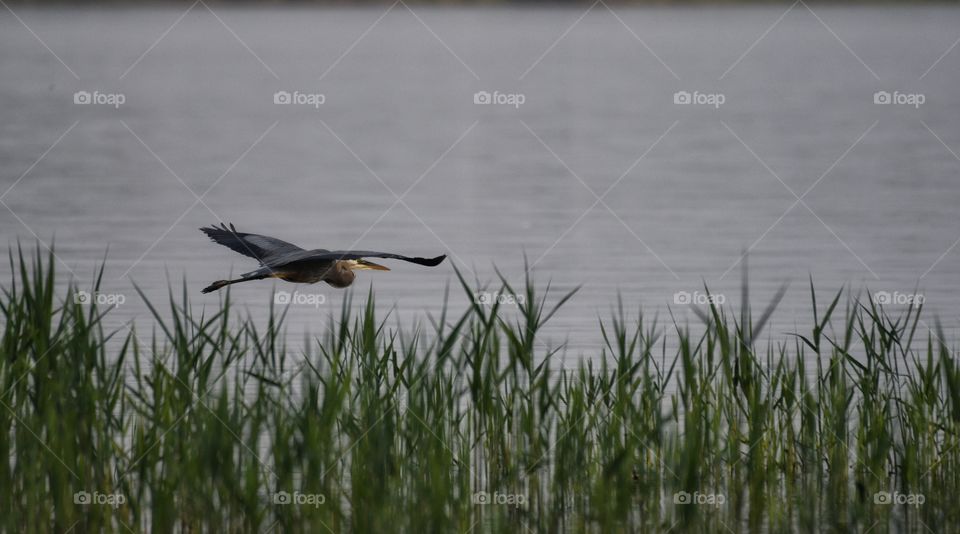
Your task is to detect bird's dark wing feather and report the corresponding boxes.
[200,223,304,263]
[282,250,447,268]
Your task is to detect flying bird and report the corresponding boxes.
[199,223,446,294]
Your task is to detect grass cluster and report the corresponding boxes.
[2,246,960,533]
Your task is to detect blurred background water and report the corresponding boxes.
[1,5,959,366]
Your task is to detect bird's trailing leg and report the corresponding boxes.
[201,274,269,294]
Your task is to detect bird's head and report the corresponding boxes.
[345,259,390,271]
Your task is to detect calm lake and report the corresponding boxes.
[1,5,959,361]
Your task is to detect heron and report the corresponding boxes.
[199,223,446,294]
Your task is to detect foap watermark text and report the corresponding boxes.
[74,490,125,508]
[674,291,725,306]
[674,91,725,108]
[273,491,326,507]
[474,91,525,108]
[873,91,924,108]
[274,90,325,108]
[475,291,525,306]
[473,491,527,506]
[873,291,923,307]
[874,491,924,507]
[673,490,726,507]
[74,290,126,306]
[275,290,326,308]
[74,91,125,109]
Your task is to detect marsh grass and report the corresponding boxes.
[2,245,959,532]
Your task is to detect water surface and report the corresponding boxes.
[1,5,959,362]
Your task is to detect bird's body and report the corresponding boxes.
[199,223,445,293]
[270,258,380,287]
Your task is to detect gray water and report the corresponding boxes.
[1,5,959,362]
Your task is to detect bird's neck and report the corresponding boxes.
[325,263,355,288]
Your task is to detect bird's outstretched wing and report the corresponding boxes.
[200,223,304,264]
[282,250,447,268]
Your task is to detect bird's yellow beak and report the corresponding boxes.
[351,259,390,271]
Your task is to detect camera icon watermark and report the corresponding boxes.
[73,90,125,109]
[273,490,326,508]
[473,90,525,109]
[673,291,725,306]
[673,490,726,507]
[74,290,126,306]
[873,291,923,307]
[873,91,924,108]
[874,491,924,506]
[273,90,325,108]
[673,90,725,108]
[74,490,126,508]
[472,491,527,506]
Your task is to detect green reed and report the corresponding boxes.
[1,245,959,532]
